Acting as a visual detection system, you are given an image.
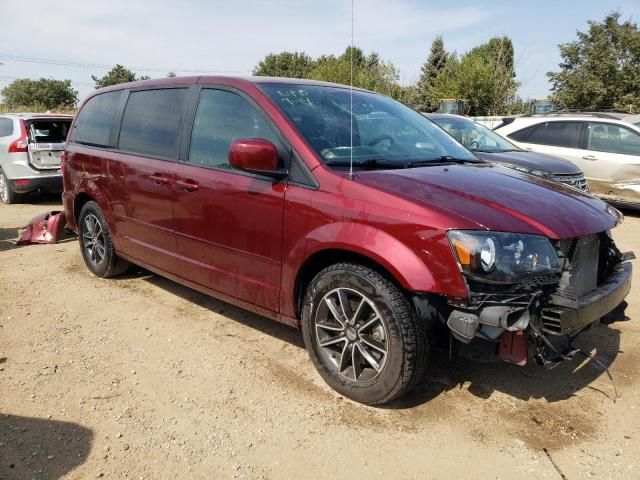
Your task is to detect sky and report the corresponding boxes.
[0,0,638,103]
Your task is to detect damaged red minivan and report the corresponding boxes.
[63,77,634,405]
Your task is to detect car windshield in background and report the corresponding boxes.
[430,115,518,153]
[260,84,478,168]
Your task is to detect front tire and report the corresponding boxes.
[301,263,428,405]
[78,201,129,277]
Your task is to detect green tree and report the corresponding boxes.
[429,36,519,115]
[416,36,450,111]
[308,47,401,98]
[1,78,78,109]
[253,51,316,78]
[547,11,640,112]
[91,65,149,89]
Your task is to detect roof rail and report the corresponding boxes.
[520,110,625,120]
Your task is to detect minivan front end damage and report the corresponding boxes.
[443,230,634,368]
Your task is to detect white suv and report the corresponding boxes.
[0,113,74,204]
[495,112,640,209]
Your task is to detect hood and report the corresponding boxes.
[473,150,581,175]
[356,163,617,239]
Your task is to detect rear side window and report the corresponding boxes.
[188,89,280,169]
[0,118,13,137]
[542,122,582,148]
[588,122,640,155]
[118,89,186,160]
[73,90,124,147]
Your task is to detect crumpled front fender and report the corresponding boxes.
[17,211,67,244]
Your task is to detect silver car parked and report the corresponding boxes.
[0,113,74,204]
[495,112,640,209]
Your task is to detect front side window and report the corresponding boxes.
[0,118,13,137]
[260,84,476,168]
[72,90,124,147]
[188,89,281,169]
[118,88,186,159]
[588,122,640,155]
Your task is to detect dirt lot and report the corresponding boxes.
[1,196,638,480]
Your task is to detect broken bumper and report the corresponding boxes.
[446,260,633,367]
[541,262,632,335]
[17,211,67,244]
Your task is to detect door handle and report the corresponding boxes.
[175,179,199,192]
[582,155,597,161]
[149,173,170,185]
[524,147,533,151]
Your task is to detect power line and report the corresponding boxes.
[0,75,94,87]
[0,54,251,74]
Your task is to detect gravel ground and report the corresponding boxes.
[1,194,638,480]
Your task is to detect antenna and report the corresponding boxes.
[348,0,354,180]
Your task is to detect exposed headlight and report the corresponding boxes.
[448,231,560,284]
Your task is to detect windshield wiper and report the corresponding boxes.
[404,156,484,167]
[324,158,406,170]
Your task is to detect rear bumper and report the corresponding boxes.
[541,262,632,335]
[10,175,62,194]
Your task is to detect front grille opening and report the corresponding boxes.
[553,232,618,300]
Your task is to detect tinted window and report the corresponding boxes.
[543,122,582,148]
[588,122,640,155]
[188,89,280,168]
[508,124,544,143]
[118,89,186,160]
[73,90,123,147]
[0,118,13,137]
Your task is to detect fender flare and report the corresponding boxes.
[72,178,121,248]
[282,222,446,318]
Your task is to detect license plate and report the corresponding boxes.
[30,143,54,151]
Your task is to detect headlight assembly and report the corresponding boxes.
[448,230,560,284]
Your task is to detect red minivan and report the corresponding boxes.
[63,76,633,404]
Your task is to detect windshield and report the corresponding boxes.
[429,115,518,153]
[260,84,477,168]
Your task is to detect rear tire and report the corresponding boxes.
[78,201,129,277]
[301,262,428,405]
[0,170,18,204]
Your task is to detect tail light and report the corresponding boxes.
[8,120,28,153]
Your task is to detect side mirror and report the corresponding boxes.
[229,138,286,178]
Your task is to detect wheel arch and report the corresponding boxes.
[74,192,95,223]
[294,248,408,319]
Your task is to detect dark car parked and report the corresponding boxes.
[63,76,632,404]
[425,113,589,192]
